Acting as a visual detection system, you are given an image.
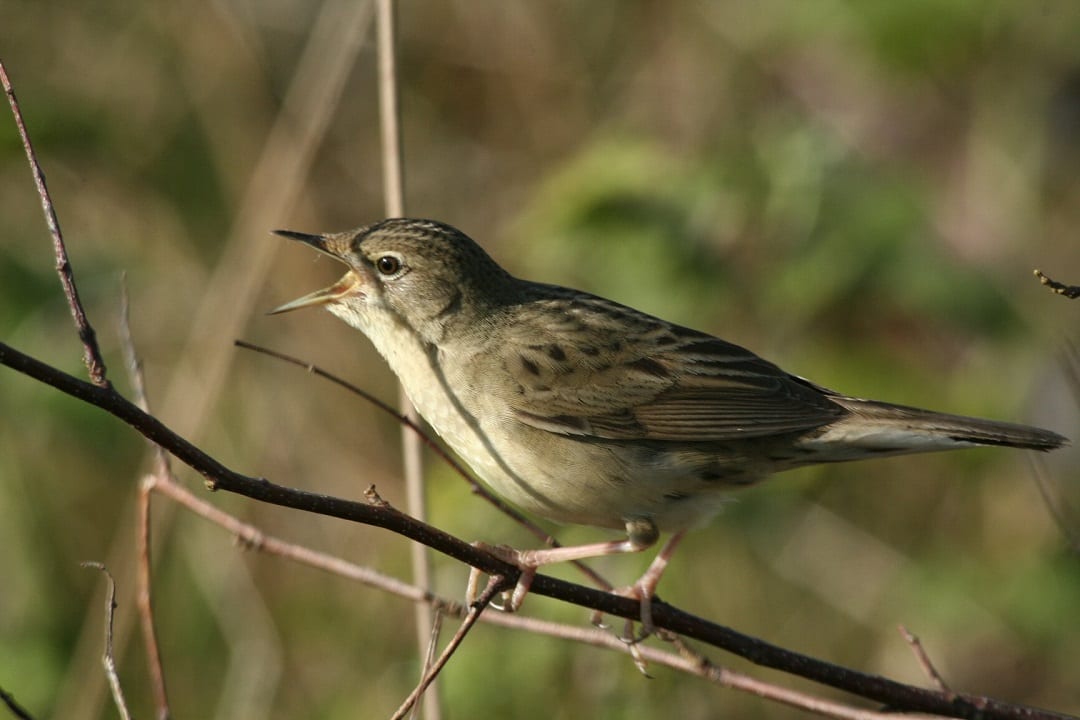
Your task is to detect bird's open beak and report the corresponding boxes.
[269,229,359,315]
[268,278,358,314]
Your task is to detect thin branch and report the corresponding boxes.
[135,478,171,720]
[669,651,936,720]
[149,472,446,605]
[0,61,110,388]
[374,2,437,711]
[80,563,132,720]
[121,277,172,477]
[2,340,1072,720]
[121,277,172,720]
[898,626,953,697]
[376,0,406,218]
[411,609,445,720]
[391,578,503,720]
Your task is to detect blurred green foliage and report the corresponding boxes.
[1,1,1078,719]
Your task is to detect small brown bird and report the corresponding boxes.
[271,218,1067,619]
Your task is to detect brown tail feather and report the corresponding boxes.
[829,397,1068,452]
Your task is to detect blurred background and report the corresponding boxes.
[2,1,1079,718]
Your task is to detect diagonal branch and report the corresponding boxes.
[391,578,503,720]
[0,61,110,388]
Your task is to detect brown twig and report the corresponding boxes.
[898,626,953,698]
[151,473,453,606]
[121,277,172,478]
[235,339,613,590]
[668,648,921,720]
[0,61,110,388]
[1034,269,1080,299]
[135,478,171,720]
[119,280,172,720]
[392,577,504,720]
[377,0,406,220]
[411,609,445,720]
[374,3,437,710]
[80,563,132,720]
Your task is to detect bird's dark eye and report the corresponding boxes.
[376,255,402,276]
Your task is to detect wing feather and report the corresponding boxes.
[499,292,846,442]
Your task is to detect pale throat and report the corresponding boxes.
[325,300,448,420]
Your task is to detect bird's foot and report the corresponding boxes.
[466,542,537,612]
[590,580,657,644]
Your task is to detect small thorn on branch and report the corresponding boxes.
[365,485,390,507]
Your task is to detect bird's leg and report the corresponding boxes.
[603,529,687,641]
[466,518,660,613]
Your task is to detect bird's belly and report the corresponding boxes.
[426,402,747,533]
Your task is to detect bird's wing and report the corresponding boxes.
[499,293,846,442]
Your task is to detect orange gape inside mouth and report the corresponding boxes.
[269,270,365,315]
